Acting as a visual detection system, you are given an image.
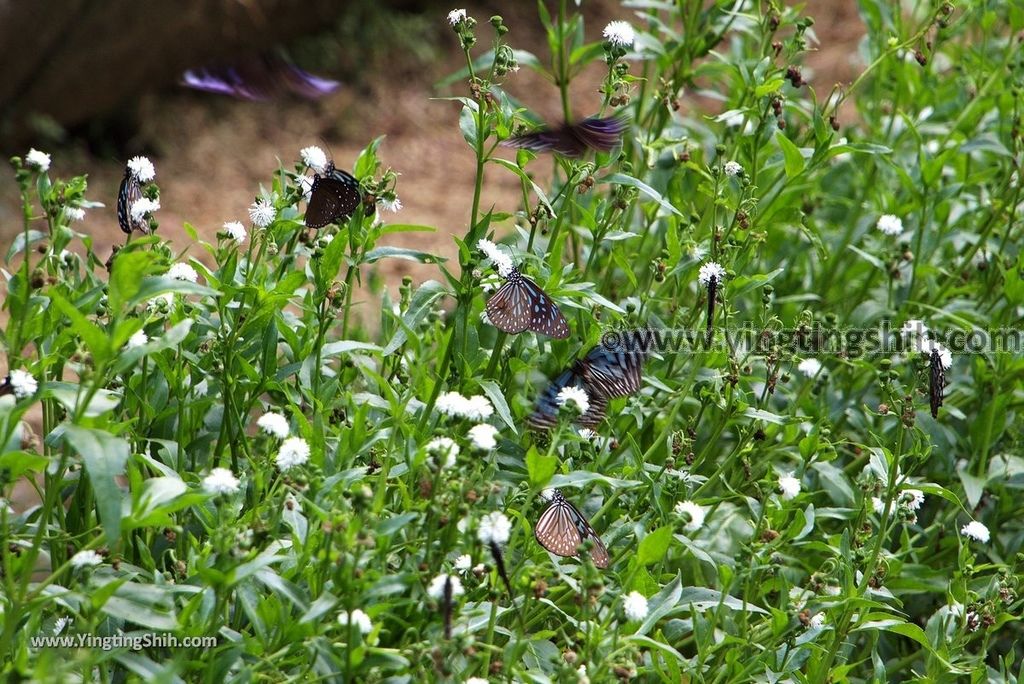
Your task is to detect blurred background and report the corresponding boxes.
[0,0,862,286]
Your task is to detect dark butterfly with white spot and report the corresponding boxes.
[305,161,362,229]
[534,489,610,568]
[929,350,945,418]
[486,267,569,339]
[116,169,146,235]
[527,331,648,430]
[502,115,628,158]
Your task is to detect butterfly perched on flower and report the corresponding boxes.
[528,331,648,430]
[502,115,628,158]
[486,268,570,338]
[924,340,952,418]
[534,489,610,568]
[305,161,362,229]
[116,169,145,235]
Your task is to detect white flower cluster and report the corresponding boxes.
[778,473,801,500]
[427,573,464,599]
[876,214,903,236]
[797,358,822,377]
[477,511,511,545]
[249,199,276,228]
[167,262,198,283]
[476,239,514,278]
[723,160,743,177]
[674,500,706,532]
[7,369,38,398]
[435,391,494,421]
[300,146,328,174]
[129,198,160,224]
[203,468,241,495]
[602,21,635,47]
[275,437,311,471]
[447,8,468,26]
[26,148,51,172]
[127,156,156,183]
[556,386,590,414]
[427,436,460,468]
[222,221,247,245]
[623,591,648,621]
[698,261,726,287]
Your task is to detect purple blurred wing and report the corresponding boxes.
[569,116,628,152]
[502,123,587,158]
[181,54,340,101]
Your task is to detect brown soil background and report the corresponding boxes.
[0,1,862,295]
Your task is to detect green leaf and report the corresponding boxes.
[603,173,682,216]
[382,280,448,355]
[775,129,806,177]
[47,290,112,364]
[363,246,445,264]
[109,251,161,314]
[64,425,130,545]
[526,447,557,488]
[637,525,673,565]
[478,380,517,433]
[127,276,219,308]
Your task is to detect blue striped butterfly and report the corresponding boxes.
[116,169,146,235]
[305,161,362,229]
[527,368,608,430]
[534,489,610,568]
[486,267,569,339]
[502,116,628,158]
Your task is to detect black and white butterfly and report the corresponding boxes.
[116,169,146,235]
[486,267,569,339]
[305,161,362,229]
[502,115,628,158]
[534,489,610,568]
[528,332,648,430]
[929,350,946,419]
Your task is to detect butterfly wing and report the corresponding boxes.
[521,276,569,339]
[528,369,587,430]
[929,353,945,418]
[485,279,532,334]
[503,122,588,158]
[569,116,628,153]
[580,339,645,399]
[116,172,145,234]
[306,166,361,228]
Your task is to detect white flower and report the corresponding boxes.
[476,239,514,278]
[167,262,198,283]
[698,261,726,287]
[903,489,925,511]
[427,573,464,600]
[300,146,328,174]
[338,609,373,635]
[257,412,290,439]
[464,395,494,421]
[380,196,402,213]
[901,319,928,340]
[65,207,86,222]
[602,20,636,47]
[125,330,148,349]
[623,591,649,621]
[876,214,903,236]
[53,616,72,635]
[222,221,247,245]
[556,386,590,414]
[871,497,885,514]
[540,488,556,502]
[275,437,311,471]
[674,500,706,532]
[778,474,801,500]
[437,391,469,417]
[468,424,498,451]
[724,160,743,177]
[70,550,103,568]
[809,612,826,628]
[26,148,51,172]
[193,378,209,398]
[921,340,952,370]
[447,8,467,26]
[578,428,597,440]
[577,665,590,684]
[249,199,276,227]
[960,520,990,543]
[454,554,472,572]
[426,436,460,467]
[477,511,511,545]
[127,156,156,183]
[8,369,38,398]
[129,198,160,223]
[797,358,822,377]
[465,679,488,684]
[203,468,240,495]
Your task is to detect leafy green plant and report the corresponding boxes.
[2,1,1023,681]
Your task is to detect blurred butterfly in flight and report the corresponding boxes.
[486,267,570,339]
[181,53,340,101]
[534,489,610,568]
[304,161,362,229]
[528,331,648,430]
[501,115,628,158]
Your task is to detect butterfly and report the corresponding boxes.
[502,115,628,158]
[527,332,648,430]
[705,274,719,346]
[181,53,340,101]
[486,267,569,338]
[116,169,146,235]
[929,349,945,418]
[305,161,362,229]
[534,489,610,568]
